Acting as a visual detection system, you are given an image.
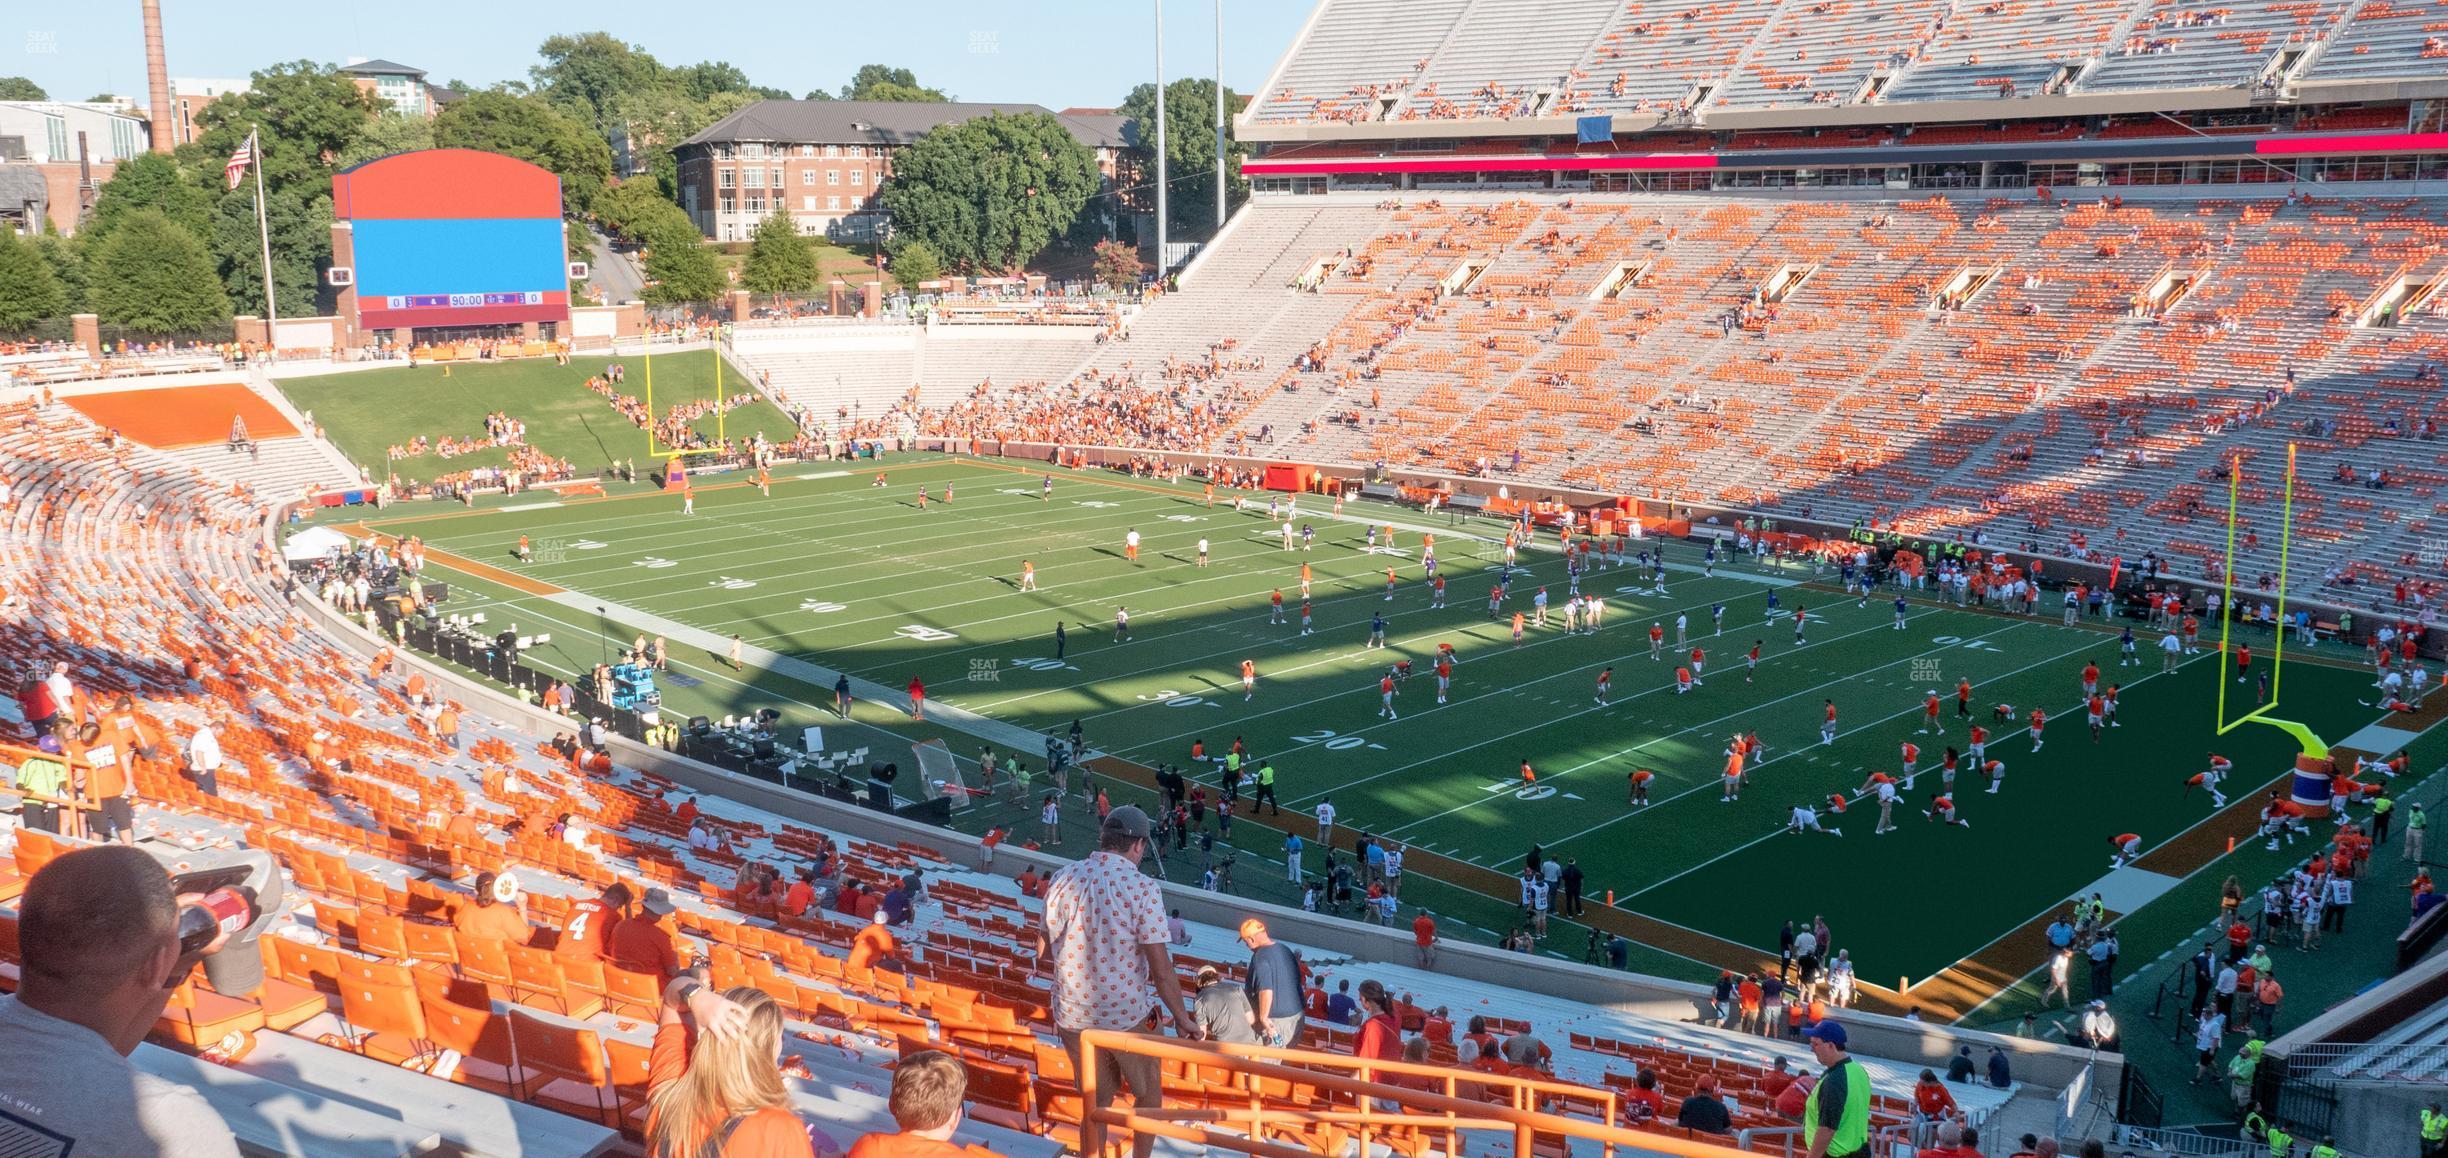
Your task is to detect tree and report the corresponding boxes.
[0,229,66,330]
[885,238,940,288]
[614,85,756,196]
[90,209,230,333]
[840,64,948,102]
[332,111,436,170]
[1120,78,1249,238]
[434,91,614,215]
[0,77,46,100]
[642,231,724,304]
[1093,239,1143,291]
[672,60,784,102]
[741,212,818,293]
[84,153,216,247]
[878,112,1099,273]
[593,178,681,242]
[531,32,666,138]
[188,62,382,190]
[211,182,327,318]
[30,233,86,314]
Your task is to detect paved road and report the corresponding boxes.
[585,227,648,305]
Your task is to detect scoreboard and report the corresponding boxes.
[334,149,571,332]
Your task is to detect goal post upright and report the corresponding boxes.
[2214,439,2329,760]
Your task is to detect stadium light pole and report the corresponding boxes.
[1154,0,1169,280]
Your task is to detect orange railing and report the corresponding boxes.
[1077,1030,1766,1158]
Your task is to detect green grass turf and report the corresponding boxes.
[274,351,797,484]
[341,456,2408,994]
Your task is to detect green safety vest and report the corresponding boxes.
[2265,1126,2292,1157]
[2375,796,2396,816]
[12,754,67,798]
[1258,764,1275,786]
[2308,1144,2337,1158]
[2425,1108,2448,1141]
[2416,810,2431,832]
[1802,1057,1870,1157]
[1225,753,1242,773]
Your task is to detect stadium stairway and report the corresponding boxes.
[163,437,361,506]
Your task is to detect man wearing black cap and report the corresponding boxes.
[1036,804,1201,1158]
[1803,1020,1871,1158]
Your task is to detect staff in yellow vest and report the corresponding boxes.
[1801,1021,1870,1158]
[2423,1100,2448,1158]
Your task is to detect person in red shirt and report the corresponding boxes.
[1955,678,1973,719]
[1914,1067,1960,1124]
[609,888,685,981]
[676,796,700,825]
[556,881,630,960]
[848,1050,970,1158]
[1412,911,1438,968]
[1351,979,1403,1084]
[645,971,814,1158]
[906,676,926,721]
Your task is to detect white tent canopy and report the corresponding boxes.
[281,526,352,563]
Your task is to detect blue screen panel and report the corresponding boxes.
[353,217,566,298]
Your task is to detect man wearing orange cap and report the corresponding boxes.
[1239,918,1305,1048]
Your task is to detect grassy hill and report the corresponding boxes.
[277,350,797,483]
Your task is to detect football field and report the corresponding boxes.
[339,453,2395,1009]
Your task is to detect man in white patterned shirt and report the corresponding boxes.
[1036,805,1201,1158]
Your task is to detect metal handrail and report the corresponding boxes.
[1077,1029,1774,1158]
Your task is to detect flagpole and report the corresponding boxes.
[250,126,278,333]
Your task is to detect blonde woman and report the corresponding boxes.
[645,969,814,1157]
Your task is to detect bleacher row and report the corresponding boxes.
[966,192,2448,604]
[0,397,2015,1154]
[1249,0,2447,124]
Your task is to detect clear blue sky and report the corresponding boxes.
[14,0,1315,109]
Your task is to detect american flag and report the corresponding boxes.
[224,130,256,191]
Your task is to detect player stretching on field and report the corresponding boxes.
[1270,589,1285,624]
[1242,660,1257,702]
[1300,601,1314,636]
[1628,768,1654,806]
[2028,707,2047,752]
[1923,793,1971,827]
[1650,623,1666,660]
[1378,674,1399,720]
[1821,699,1838,745]
[1020,560,1037,591]
[1746,641,1762,683]
[1789,801,1844,837]
[1595,666,1613,706]
[2190,754,2233,806]
[1435,655,1453,704]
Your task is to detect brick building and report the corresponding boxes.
[0,101,150,233]
[673,100,1136,244]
